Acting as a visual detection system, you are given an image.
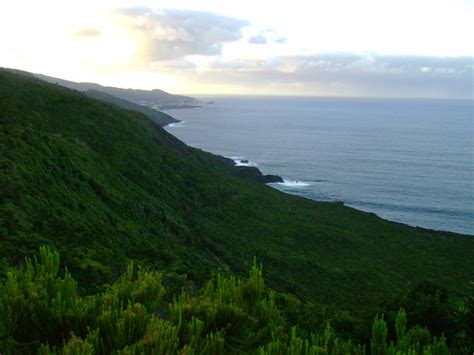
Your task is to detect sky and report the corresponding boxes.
[0,0,473,98]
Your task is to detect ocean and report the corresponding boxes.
[164,96,474,235]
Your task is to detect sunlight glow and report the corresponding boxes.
[0,0,472,97]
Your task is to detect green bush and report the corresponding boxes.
[0,247,452,354]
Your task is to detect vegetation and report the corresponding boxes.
[0,247,455,354]
[0,69,473,352]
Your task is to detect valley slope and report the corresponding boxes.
[1,68,473,330]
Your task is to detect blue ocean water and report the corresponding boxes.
[165,96,474,235]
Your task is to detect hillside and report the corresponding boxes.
[1,69,473,349]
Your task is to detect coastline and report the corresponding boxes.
[162,102,473,236]
[226,154,473,236]
[170,147,473,237]
[163,121,185,128]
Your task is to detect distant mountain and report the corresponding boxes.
[83,89,179,126]
[4,68,190,126]
[34,73,201,110]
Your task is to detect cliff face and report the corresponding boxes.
[1,68,473,322]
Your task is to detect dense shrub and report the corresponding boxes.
[0,247,452,354]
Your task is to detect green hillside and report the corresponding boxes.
[1,69,473,352]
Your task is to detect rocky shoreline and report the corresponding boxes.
[230,165,284,184]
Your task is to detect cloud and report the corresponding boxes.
[147,58,197,72]
[248,30,287,45]
[115,7,249,61]
[203,54,473,98]
[248,34,267,44]
[72,29,101,38]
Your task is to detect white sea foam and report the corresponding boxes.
[227,156,259,167]
[165,121,185,128]
[235,160,258,167]
[226,156,243,160]
[277,179,311,187]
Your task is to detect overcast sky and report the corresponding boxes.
[1,0,472,98]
